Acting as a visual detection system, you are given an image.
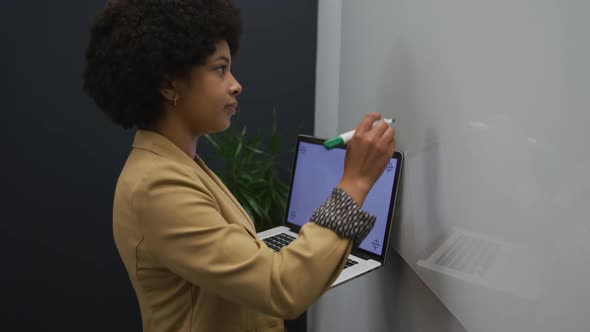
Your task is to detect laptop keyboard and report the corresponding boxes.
[344,259,359,269]
[262,233,296,251]
[262,233,359,269]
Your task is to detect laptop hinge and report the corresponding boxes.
[351,250,372,260]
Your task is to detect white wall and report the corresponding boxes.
[314,0,590,331]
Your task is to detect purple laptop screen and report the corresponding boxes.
[287,141,398,256]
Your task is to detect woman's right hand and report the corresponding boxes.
[337,112,396,206]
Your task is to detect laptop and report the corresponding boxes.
[257,135,404,288]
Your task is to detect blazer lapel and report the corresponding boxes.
[132,130,257,237]
[193,156,258,236]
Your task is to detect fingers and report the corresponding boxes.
[377,127,396,156]
[355,112,381,135]
[367,119,390,141]
[382,126,395,144]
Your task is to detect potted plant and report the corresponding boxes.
[203,112,296,232]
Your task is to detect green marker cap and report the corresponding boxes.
[323,136,344,150]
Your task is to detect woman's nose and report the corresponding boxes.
[230,74,242,96]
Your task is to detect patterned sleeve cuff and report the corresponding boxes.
[309,187,377,246]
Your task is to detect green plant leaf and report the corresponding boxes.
[204,134,220,151]
[234,141,242,159]
[246,145,265,154]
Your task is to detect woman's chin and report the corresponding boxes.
[215,118,231,132]
[224,116,233,128]
[209,112,233,133]
[223,112,234,128]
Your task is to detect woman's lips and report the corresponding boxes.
[225,103,238,114]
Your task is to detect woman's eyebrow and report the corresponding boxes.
[214,55,231,64]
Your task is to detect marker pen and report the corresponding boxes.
[323,118,395,150]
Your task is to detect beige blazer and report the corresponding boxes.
[113,130,353,332]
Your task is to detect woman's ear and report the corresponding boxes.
[160,79,178,105]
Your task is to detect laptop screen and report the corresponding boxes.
[285,139,399,257]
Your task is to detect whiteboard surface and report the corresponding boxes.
[337,0,590,330]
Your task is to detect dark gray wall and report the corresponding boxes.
[1,1,316,330]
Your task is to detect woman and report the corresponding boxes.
[83,0,396,331]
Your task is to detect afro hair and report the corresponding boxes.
[83,0,243,129]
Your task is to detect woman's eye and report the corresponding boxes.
[216,65,227,74]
